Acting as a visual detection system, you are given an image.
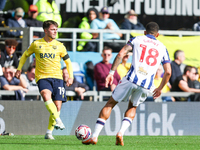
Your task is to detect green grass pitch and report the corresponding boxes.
[0,135,200,150]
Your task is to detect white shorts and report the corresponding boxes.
[112,77,150,106]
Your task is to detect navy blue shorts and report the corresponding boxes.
[37,78,66,102]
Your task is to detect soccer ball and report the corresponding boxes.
[75,124,91,140]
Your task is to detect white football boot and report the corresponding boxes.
[44,133,55,140]
[54,121,65,130]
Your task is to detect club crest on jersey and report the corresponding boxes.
[39,46,42,49]
[52,45,57,50]
[138,67,148,75]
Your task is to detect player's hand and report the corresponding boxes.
[110,84,116,91]
[105,74,114,88]
[152,88,162,99]
[15,70,21,79]
[67,78,73,87]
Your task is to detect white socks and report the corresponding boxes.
[119,117,132,135]
[55,118,62,123]
[92,117,132,138]
[46,129,52,134]
[92,118,106,138]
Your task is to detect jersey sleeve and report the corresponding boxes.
[161,48,171,65]
[60,44,68,58]
[60,44,73,78]
[127,37,136,47]
[26,42,35,56]
[17,42,35,70]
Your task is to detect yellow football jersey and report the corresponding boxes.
[23,38,68,82]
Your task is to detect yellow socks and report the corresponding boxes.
[47,111,60,132]
[45,99,59,120]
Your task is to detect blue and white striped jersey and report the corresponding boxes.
[125,34,170,91]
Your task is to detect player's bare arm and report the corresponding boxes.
[153,63,171,99]
[111,45,132,71]
[158,63,171,89]
[105,44,132,87]
[111,44,132,71]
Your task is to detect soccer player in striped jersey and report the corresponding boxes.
[15,20,73,140]
[82,22,171,146]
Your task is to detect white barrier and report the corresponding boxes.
[0,90,98,101]
[0,90,194,102]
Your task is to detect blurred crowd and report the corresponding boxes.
[0,0,200,101]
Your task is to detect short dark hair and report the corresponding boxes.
[146,22,159,34]
[103,46,112,52]
[62,67,67,70]
[183,65,194,75]
[27,64,35,72]
[174,49,184,59]
[5,39,18,47]
[43,20,58,30]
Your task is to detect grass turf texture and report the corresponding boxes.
[0,135,200,150]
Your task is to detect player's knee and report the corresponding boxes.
[41,90,51,101]
[54,101,62,111]
[56,105,61,112]
[106,96,118,107]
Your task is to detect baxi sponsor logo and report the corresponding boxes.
[40,53,55,59]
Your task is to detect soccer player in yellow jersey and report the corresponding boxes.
[15,20,74,140]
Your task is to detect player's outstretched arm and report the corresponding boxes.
[153,63,171,99]
[64,58,74,86]
[105,44,132,87]
[15,52,29,79]
[111,44,132,71]
[105,74,114,88]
